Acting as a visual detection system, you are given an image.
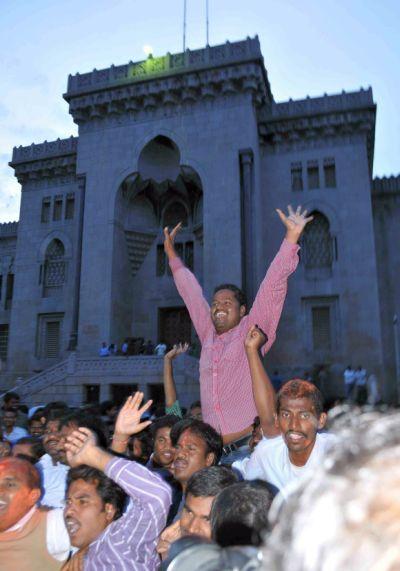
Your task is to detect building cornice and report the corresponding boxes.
[372,175,400,197]
[0,222,18,237]
[63,37,273,125]
[259,88,376,173]
[9,137,78,184]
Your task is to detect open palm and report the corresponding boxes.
[276,205,313,243]
[114,392,152,437]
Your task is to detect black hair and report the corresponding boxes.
[28,411,44,425]
[100,400,116,415]
[41,402,69,421]
[211,480,273,547]
[170,419,223,465]
[187,466,238,498]
[66,465,127,520]
[213,284,247,308]
[59,412,108,448]
[190,401,201,410]
[3,392,20,403]
[131,427,154,464]
[14,437,45,462]
[151,414,181,438]
[45,409,69,425]
[277,379,325,417]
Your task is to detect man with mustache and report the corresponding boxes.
[0,457,70,570]
[244,325,336,498]
[164,205,312,447]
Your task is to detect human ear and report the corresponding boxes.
[104,503,117,522]
[29,488,41,506]
[205,453,215,467]
[239,305,246,318]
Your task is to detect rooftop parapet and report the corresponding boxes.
[0,222,18,236]
[10,136,78,166]
[65,37,265,99]
[372,175,400,194]
[272,87,374,118]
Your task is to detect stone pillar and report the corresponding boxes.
[239,149,255,305]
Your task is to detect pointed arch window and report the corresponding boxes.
[301,212,333,269]
[43,239,66,297]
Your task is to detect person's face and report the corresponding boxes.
[5,398,20,412]
[64,479,116,549]
[153,426,175,468]
[11,444,35,462]
[210,289,246,334]
[0,461,41,532]
[173,429,214,487]
[0,441,11,458]
[29,420,44,437]
[43,420,61,460]
[276,397,327,464]
[180,493,214,539]
[189,407,202,421]
[57,423,79,464]
[3,412,17,430]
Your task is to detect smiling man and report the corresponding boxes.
[0,457,70,570]
[164,206,312,445]
[245,380,336,498]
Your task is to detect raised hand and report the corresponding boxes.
[244,324,268,352]
[114,392,152,438]
[165,342,190,360]
[163,222,182,260]
[276,205,313,244]
[65,427,97,468]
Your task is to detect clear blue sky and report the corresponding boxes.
[0,0,399,221]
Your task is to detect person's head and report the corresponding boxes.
[151,415,181,469]
[265,409,400,571]
[100,401,118,421]
[12,437,45,464]
[249,416,263,452]
[181,466,238,539]
[3,392,20,412]
[211,480,273,547]
[65,465,127,549]
[0,457,41,532]
[211,285,247,334]
[188,401,202,421]
[2,410,17,431]
[171,419,223,489]
[57,412,108,464]
[276,380,326,466]
[42,410,66,461]
[131,427,153,464]
[28,413,45,438]
[0,440,11,458]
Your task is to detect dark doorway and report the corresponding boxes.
[84,384,100,404]
[148,383,165,407]
[111,383,138,406]
[159,306,191,347]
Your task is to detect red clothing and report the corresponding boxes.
[170,239,300,435]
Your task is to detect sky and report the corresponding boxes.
[0,0,399,222]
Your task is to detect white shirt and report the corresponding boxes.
[343,368,355,384]
[244,432,337,499]
[5,506,70,562]
[3,426,28,444]
[155,343,167,356]
[36,453,69,508]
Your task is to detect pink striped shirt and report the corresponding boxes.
[170,239,300,436]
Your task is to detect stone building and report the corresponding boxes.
[0,36,399,405]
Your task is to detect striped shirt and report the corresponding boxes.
[170,239,299,435]
[85,457,172,571]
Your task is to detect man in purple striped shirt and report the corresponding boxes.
[164,206,313,445]
[64,427,172,570]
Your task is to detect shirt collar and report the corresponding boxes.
[5,505,37,533]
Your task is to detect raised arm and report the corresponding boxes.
[244,325,280,438]
[163,343,189,411]
[248,206,313,353]
[164,223,211,343]
[110,392,152,454]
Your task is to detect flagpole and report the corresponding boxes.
[183,0,187,51]
[206,0,209,45]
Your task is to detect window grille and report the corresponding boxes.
[291,162,303,191]
[44,240,66,296]
[0,324,9,361]
[312,306,331,351]
[302,212,332,269]
[36,313,63,359]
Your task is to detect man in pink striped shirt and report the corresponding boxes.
[164,206,313,445]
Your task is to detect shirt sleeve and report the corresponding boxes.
[165,400,183,418]
[46,508,71,562]
[248,239,300,354]
[169,257,212,343]
[105,457,172,530]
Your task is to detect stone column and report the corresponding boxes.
[239,149,255,305]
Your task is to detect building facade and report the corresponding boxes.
[1,36,399,404]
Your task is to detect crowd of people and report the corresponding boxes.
[0,206,398,570]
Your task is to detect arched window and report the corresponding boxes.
[163,202,188,228]
[43,239,66,296]
[302,212,333,269]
